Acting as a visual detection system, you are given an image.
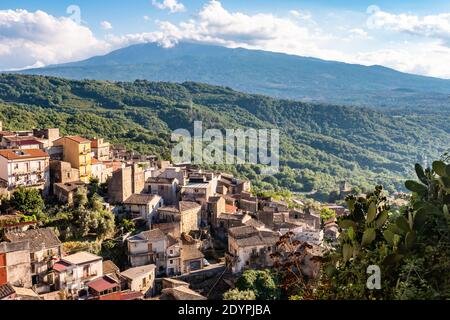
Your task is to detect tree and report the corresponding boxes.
[320,207,336,223]
[10,187,44,215]
[223,289,256,300]
[89,193,104,212]
[236,269,280,300]
[317,160,450,300]
[270,232,319,299]
[74,186,88,208]
[89,177,100,195]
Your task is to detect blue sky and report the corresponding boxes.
[1,0,450,78]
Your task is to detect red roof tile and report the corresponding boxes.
[55,136,91,144]
[0,149,49,160]
[87,276,119,292]
[120,291,144,300]
[53,261,71,272]
[91,158,102,165]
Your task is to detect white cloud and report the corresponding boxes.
[152,0,185,13]
[3,3,450,79]
[143,15,150,21]
[352,41,450,78]
[289,10,312,21]
[139,0,341,60]
[367,7,450,43]
[100,20,113,30]
[0,9,111,70]
[349,28,369,38]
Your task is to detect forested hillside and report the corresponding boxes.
[18,42,450,111]
[0,74,448,200]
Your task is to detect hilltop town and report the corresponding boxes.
[0,121,353,300]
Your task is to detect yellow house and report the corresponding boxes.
[53,136,92,182]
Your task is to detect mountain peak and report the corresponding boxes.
[17,42,450,109]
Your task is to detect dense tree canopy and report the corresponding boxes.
[1,74,448,201]
[316,160,450,300]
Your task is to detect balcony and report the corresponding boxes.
[81,271,98,281]
[9,179,46,189]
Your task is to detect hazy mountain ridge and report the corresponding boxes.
[16,42,450,110]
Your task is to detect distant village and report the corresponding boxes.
[0,121,353,301]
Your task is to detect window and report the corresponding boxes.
[83,265,90,277]
[170,250,174,255]
[169,260,173,264]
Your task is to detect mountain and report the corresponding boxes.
[15,42,450,110]
[0,74,448,201]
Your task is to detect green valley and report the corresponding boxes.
[0,74,448,201]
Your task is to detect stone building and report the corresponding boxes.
[156,201,201,235]
[108,164,145,204]
[0,241,32,288]
[49,160,80,185]
[53,136,92,183]
[123,194,163,227]
[5,227,62,291]
[146,177,179,206]
[90,138,110,162]
[53,181,86,205]
[226,226,279,274]
[127,229,167,274]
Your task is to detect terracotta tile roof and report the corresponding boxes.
[181,244,204,261]
[52,260,71,272]
[3,136,42,145]
[228,226,259,238]
[90,139,100,148]
[54,181,85,193]
[146,177,176,184]
[179,201,201,212]
[161,286,206,300]
[87,276,119,292]
[167,234,179,247]
[158,206,179,214]
[208,196,223,203]
[0,131,14,137]
[129,229,166,242]
[123,194,161,205]
[226,204,237,213]
[162,278,190,288]
[120,291,144,300]
[0,149,49,160]
[217,213,244,221]
[55,136,91,144]
[5,227,61,252]
[121,265,156,280]
[0,283,15,300]
[103,260,120,276]
[91,157,102,165]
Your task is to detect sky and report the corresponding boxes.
[2,0,450,78]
